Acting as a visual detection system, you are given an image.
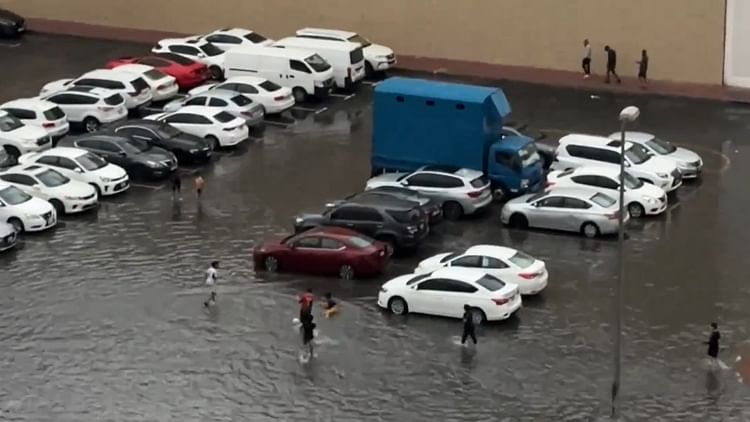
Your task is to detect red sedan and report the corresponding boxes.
[253,227,391,280]
[105,53,210,90]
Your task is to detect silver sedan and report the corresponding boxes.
[500,187,629,237]
[163,91,264,127]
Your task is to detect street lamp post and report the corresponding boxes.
[611,105,640,420]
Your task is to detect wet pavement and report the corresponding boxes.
[1,33,750,421]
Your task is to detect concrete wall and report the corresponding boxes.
[1,0,726,84]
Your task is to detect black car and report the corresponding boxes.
[57,133,178,180]
[0,9,24,38]
[294,195,429,251]
[344,186,443,225]
[103,119,212,164]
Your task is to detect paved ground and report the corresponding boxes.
[2,33,750,422]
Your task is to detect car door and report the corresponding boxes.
[328,206,382,237]
[402,172,442,197]
[315,237,347,274]
[438,279,480,318]
[164,113,198,136]
[448,255,483,271]
[562,197,594,231]
[288,59,312,86]
[529,195,566,229]
[236,83,260,96]
[55,156,87,181]
[0,173,42,198]
[288,235,322,272]
[169,45,201,59]
[115,126,162,147]
[35,155,68,176]
[412,278,451,315]
[480,256,511,279]
[46,93,85,121]
[183,96,208,107]
[205,34,242,50]
[97,140,130,168]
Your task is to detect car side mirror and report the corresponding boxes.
[197,53,206,58]
[74,168,83,173]
[533,202,541,208]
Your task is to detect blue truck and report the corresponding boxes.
[371,77,544,200]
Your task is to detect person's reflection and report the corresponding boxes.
[171,199,182,221]
[705,367,722,399]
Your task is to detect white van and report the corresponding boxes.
[225,46,335,103]
[272,37,366,90]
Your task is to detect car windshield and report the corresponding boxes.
[645,136,677,155]
[231,94,252,106]
[0,185,32,205]
[213,111,235,123]
[121,138,150,153]
[439,252,462,263]
[476,274,506,291]
[304,54,332,72]
[144,68,167,81]
[508,251,535,268]
[348,235,374,248]
[0,114,24,132]
[244,32,267,43]
[37,168,69,187]
[78,152,108,171]
[347,34,371,47]
[43,107,65,120]
[131,77,149,92]
[526,192,548,203]
[625,143,651,164]
[200,43,224,57]
[590,192,616,208]
[621,172,643,189]
[104,94,124,106]
[518,144,541,168]
[405,273,431,286]
[259,80,282,92]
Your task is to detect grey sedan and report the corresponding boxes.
[500,187,629,238]
[164,91,264,127]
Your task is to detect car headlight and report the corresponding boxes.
[24,213,41,219]
[656,172,668,179]
[145,160,161,167]
[100,177,113,182]
[189,148,199,153]
[406,225,418,234]
[295,217,303,224]
[379,287,388,293]
[376,55,389,60]
[314,81,323,87]
[642,196,658,204]
[678,161,694,169]
[64,195,77,200]
[521,179,530,188]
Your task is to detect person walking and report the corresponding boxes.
[704,322,721,367]
[321,292,339,318]
[460,305,477,346]
[171,173,182,200]
[300,312,316,360]
[298,288,314,320]
[637,49,649,86]
[203,260,219,307]
[604,45,621,84]
[582,39,592,78]
[194,172,205,199]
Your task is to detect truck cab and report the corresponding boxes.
[371,77,544,200]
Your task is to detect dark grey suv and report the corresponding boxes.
[294,195,429,251]
[341,186,443,225]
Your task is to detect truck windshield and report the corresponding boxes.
[518,144,541,168]
[304,54,331,72]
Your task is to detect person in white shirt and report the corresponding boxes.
[203,260,219,307]
[582,39,592,78]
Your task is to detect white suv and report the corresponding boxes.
[18,147,130,197]
[295,27,396,76]
[0,110,52,159]
[0,180,57,233]
[1,98,70,139]
[40,69,152,110]
[152,37,227,79]
[551,134,682,193]
[42,87,128,133]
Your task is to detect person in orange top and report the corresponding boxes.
[194,172,205,198]
[298,288,314,320]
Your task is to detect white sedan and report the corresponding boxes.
[112,63,179,102]
[0,180,57,233]
[546,166,667,218]
[1,98,70,139]
[415,245,548,295]
[609,131,703,178]
[0,164,97,214]
[18,147,130,198]
[145,106,248,148]
[188,76,294,114]
[377,267,522,324]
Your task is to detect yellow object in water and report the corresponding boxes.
[324,306,339,318]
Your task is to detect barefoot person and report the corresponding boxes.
[637,49,649,86]
[298,288,314,320]
[461,304,477,346]
[321,292,339,318]
[705,322,721,367]
[203,261,219,307]
[194,172,205,199]
[300,312,316,360]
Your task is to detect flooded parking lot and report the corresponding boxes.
[2,33,750,421]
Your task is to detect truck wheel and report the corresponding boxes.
[492,186,509,203]
[442,201,464,220]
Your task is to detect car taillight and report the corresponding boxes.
[607,211,619,220]
[274,95,287,101]
[492,298,509,305]
[518,272,541,280]
[467,190,482,198]
[42,122,55,128]
[98,106,114,111]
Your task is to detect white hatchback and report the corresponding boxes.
[547,166,667,218]
[415,245,548,295]
[0,180,57,233]
[42,87,128,133]
[377,267,522,324]
[0,164,98,214]
[1,98,70,139]
[112,63,179,102]
[18,147,130,197]
[145,106,248,148]
[0,110,52,159]
[188,76,295,114]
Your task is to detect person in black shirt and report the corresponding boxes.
[604,45,621,84]
[637,49,649,85]
[705,322,720,364]
[461,305,477,346]
[301,312,316,358]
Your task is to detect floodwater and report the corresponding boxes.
[1,34,750,421]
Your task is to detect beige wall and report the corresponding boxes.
[2,0,726,84]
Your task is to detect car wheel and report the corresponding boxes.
[508,213,528,228]
[89,183,102,199]
[83,117,100,133]
[339,264,355,280]
[205,135,219,150]
[208,66,224,80]
[628,202,645,219]
[292,87,307,103]
[581,222,600,238]
[388,296,408,315]
[492,185,509,203]
[442,201,464,220]
[365,62,374,78]
[4,145,21,161]
[7,218,24,233]
[49,199,65,215]
[469,307,487,325]
[264,256,279,272]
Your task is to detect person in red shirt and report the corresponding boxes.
[298,288,314,319]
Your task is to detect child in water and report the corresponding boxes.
[321,292,339,318]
